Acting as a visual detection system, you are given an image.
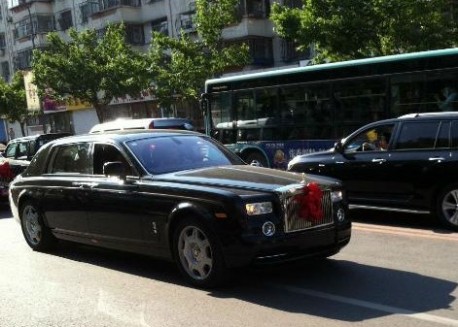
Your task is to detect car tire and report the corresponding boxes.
[245,152,268,167]
[20,200,57,251]
[436,184,458,231]
[173,217,227,288]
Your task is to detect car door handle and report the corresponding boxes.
[372,158,386,163]
[429,157,445,162]
[72,182,98,189]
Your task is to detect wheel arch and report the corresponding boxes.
[239,147,270,167]
[166,201,216,255]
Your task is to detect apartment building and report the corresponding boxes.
[0,0,310,137]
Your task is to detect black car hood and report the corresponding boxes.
[151,165,341,193]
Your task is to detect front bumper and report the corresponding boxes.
[222,221,351,268]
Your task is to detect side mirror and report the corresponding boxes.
[103,161,126,180]
[334,140,344,153]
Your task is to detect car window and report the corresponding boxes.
[436,121,450,148]
[395,121,440,150]
[93,144,133,176]
[451,121,458,148]
[17,142,28,159]
[50,143,92,174]
[5,144,17,158]
[345,124,395,152]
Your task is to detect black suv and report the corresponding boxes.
[288,112,458,231]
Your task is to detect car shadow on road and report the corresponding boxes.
[50,242,456,323]
[211,258,457,322]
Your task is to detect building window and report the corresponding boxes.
[1,61,10,81]
[246,0,270,18]
[126,24,144,45]
[14,19,33,39]
[80,1,99,24]
[0,33,5,49]
[151,18,168,36]
[99,0,140,10]
[14,48,33,70]
[57,10,73,30]
[281,39,312,63]
[179,11,196,33]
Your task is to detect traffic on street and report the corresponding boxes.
[0,207,457,327]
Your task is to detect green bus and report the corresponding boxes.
[201,48,458,169]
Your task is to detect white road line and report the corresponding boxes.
[271,284,458,326]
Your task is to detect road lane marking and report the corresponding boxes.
[353,223,458,242]
[271,284,458,326]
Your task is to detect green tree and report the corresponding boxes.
[32,24,151,122]
[148,0,249,111]
[271,0,458,62]
[0,72,28,138]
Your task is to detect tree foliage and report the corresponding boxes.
[32,24,151,122]
[0,72,28,136]
[148,0,250,110]
[271,0,458,62]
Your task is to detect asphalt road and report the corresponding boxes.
[0,206,457,327]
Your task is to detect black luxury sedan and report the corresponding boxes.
[9,130,350,288]
[288,112,458,231]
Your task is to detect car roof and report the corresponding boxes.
[398,111,458,119]
[7,132,71,144]
[89,117,194,133]
[49,129,204,146]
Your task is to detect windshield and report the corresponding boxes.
[126,135,243,174]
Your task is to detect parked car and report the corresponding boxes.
[288,112,458,231]
[89,117,195,134]
[0,133,71,200]
[9,130,350,288]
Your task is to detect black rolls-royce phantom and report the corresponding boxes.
[9,130,351,288]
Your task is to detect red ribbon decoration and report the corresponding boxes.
[0,161,15,181]
[295,182,324,222]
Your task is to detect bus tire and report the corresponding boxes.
[245,152,268,167]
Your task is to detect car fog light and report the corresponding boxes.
[336,208,345,222]
[262,221,276,236]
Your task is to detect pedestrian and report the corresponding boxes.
[8,127,15,141]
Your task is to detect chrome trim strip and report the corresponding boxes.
[349,204,430,215]
[256,253,287,260]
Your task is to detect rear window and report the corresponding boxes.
[395,121,441,150]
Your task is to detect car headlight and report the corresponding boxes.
[245,202,273,216]
[330,190,344,202]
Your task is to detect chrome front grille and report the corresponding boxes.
[281,186,334,233]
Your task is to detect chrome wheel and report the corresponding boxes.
[20,201,56,251]
[440,189,458,228]
[23,204,42,246]
[177,226,213,281]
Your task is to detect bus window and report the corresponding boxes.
[255,88,277,118]
[424,71,458,112]
[333,78,386,135]
[210,92,232,127]
[391,73,424,116]
[236,92,255,120]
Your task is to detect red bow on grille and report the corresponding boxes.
[295,182,324,222]
[0,161,15,181]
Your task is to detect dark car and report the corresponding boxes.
[0,133,71,199]
[9,130,350,288]
[288,112,458,231]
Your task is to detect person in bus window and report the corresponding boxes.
[436,86,458,111]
